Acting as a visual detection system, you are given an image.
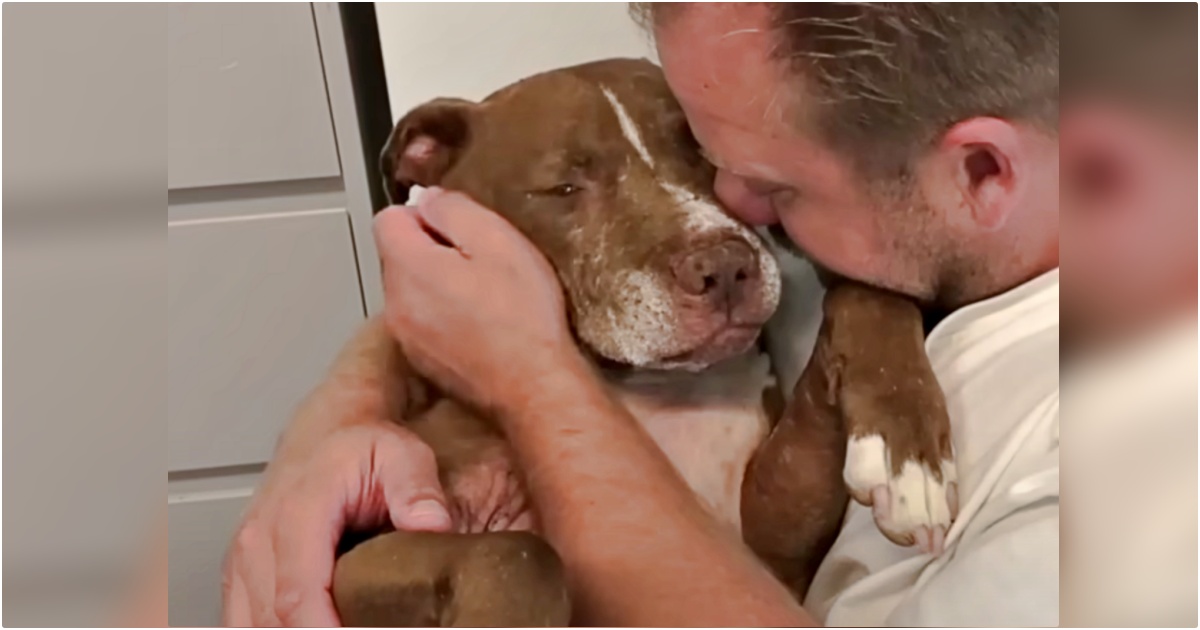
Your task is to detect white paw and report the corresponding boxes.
[844,434,958,555]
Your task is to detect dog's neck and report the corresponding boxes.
[592,349,775,533]
[596,349,775,412]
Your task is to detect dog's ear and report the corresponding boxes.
[380,98,478,204]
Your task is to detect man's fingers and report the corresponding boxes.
[274,587,341,628]
[414,190,520,252]
[270,485,345,628]
[224,521,283,627]
[221,567,252,627]
[374,204,462,261]
[377,424,454,532]
[268,425,452,626]
[374,206,429,257]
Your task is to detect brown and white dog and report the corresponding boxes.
[331,58,956,626]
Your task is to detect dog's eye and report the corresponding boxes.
[541,183,580,197]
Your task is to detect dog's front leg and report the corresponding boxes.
[823,281,958,555]
[741,317,850,601]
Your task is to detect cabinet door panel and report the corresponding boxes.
[168,208,363,471]
[168,492,252,627]
[168,3,342,189]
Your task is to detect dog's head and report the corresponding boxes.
[382,58,781,371]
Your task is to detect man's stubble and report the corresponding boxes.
[765,189,985,311]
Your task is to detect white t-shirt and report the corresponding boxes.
[1061,316,1197,627]
[766,261,1061,627]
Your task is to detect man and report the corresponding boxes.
[223,4,1060,626]
[1058,4,1197,626]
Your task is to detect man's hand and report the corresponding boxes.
[222,421,451,627]
[374,188,576,412]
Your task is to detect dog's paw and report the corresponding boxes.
[844,434,958,555]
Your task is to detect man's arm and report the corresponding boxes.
[496,350,814,626]
[279,315,411,451]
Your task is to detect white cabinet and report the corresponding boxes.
[168,209,365,471]
[167,3,342,189]
[168,473,259,628]
[166,4,370,625]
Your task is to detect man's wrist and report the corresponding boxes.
[491,343,601,425]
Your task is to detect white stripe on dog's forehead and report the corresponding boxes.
[660,182,743,233]
[601,86,655,168]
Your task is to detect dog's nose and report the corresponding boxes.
[670,240,759,307]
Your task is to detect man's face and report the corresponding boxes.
[654,5,945,300]
[1061,101,1198,350]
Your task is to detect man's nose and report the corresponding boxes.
[713,169,778,226]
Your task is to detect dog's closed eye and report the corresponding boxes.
[527,183,583,198]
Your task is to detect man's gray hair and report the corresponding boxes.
[631,3,1059,180]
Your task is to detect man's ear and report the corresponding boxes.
[934,117,1027,232]
[380,98,478,204]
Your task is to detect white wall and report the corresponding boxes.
[375,2,656,119]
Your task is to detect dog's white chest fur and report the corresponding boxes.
[608,352,774,532]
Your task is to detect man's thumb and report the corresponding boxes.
[391,494,453,532]
[379,434,454,533]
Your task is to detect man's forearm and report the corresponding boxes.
[498,352,815,627]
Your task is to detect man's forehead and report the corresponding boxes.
[664,79,825,185]
[650,6,852,188]
[655,4,792,125]
[655,8,814,168]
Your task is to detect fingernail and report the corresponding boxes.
[404,499,452,531]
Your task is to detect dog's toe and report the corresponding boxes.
[845,434,958,556]
[845,434,891,505]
